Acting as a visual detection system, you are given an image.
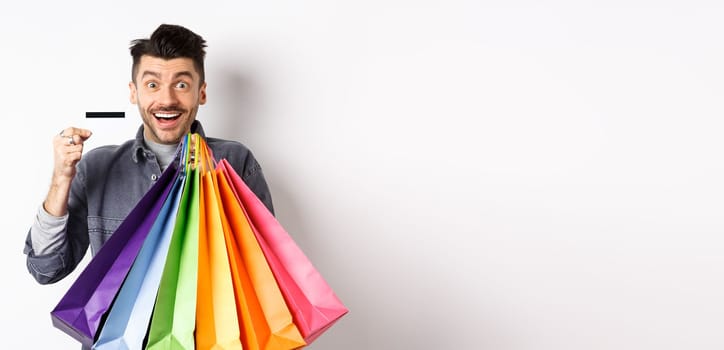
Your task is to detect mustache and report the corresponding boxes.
[151,106,187,113]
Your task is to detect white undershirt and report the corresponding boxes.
[142,136,179,171]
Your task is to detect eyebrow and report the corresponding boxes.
[140,70,195,80]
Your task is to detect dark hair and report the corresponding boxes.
[129,24,207,83]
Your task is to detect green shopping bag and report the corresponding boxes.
[146,135,201,349]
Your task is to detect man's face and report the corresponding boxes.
[129,55,207,145]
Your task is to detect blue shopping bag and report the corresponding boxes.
[93,169,185,349]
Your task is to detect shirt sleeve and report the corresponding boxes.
[240,156,275,216]
[30,205,69,255]
[24,169,90,285]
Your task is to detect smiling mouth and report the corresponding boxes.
[153,112,181,121]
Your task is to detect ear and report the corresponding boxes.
[129,81,137,104]
[199,82,207,105]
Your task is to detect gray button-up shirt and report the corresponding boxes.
[24,121,274,285]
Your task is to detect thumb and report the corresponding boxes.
[76,128,93,140]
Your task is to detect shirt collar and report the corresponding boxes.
[132,120,206,163]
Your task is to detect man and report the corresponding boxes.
[24,24,274,285]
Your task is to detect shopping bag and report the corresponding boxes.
[216,165,305,350]
[195,137,243,349]
[218,159,348,344]
[50,161,179,348]
[93,167,186,349]
[146,135,201,350]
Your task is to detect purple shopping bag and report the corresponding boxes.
[50,163,180,348]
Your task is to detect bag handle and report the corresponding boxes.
[178,133,194,174]
[179,133,217,173]
[192,134,217,172]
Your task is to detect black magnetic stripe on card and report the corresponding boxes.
[86,112,125,118]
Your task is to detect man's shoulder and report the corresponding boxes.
[206,136,248,149]
[204,136,264,178]
[206,136,255,159]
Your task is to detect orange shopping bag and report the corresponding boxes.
[216,160,305,349]
[195,136,243,349]
[218,159,348,344]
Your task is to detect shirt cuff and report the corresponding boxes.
[30,205,69,255]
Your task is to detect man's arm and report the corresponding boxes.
[24,127,92,284]
[239,154,274,215]
[44,127,92,216]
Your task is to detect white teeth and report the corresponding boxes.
[154,113,180,119]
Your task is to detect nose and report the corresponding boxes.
[158,85,179,106]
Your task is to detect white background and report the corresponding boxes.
[3,1,724,349]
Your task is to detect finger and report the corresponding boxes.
[53,135,83,157]
[61,135,88,147]
[64,144,84,153]
[62,146,84,161]
[59,127,93,140]
[54,136,75,147]
[53,135,69,148]
[68,148,84,157]
[63,151,82,164]
[69,127,92,140]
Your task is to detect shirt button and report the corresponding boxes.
[151,174,158,181]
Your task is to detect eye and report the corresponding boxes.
[176,82,188,89]
[146,82,157,89]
